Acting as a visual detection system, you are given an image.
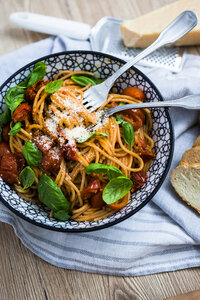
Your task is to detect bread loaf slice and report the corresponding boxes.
[120,0,200,47]
[170,162,200,213]
[181,146,200,164]
[193,136,200,147]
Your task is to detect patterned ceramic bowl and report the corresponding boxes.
[0,51,174,232]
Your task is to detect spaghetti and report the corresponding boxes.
[0,66,156,222]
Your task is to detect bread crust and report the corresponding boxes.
[181,146,200,164]
[170,136,200,214]
[170,164,200,214]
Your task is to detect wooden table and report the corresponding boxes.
[1,1,200,299]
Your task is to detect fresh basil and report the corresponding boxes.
[22,141,42,166]
[120,102,125,105]
[77,131,107,143]
[38,174,70,213]
[8,122,21,136]
[102,176,132,204]
[115,115,134,149]
[19,166,35,189]
[86,163,112,174]
[45,79,63,94]
[54,210,70,221]
[0,107,11,141]
[85,163,124,180]
[115,114,124,124]
[122,121,134,150]
[19,61,47,89]
[71,75,103,86]
[0,107,11,126]
[5,86,25,114]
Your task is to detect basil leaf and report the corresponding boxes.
[22,141,42,166]
[107,167,124,180]
[115,114,124,124]
[38,174,70,212]
[5,87,24,114]
[8,122,21,136]
[19,166,35,189]
[103,176,132,204]
[0,107,11,126]
[71,75,103,87]
[122,121,134,150]
[45,79,63,94]
[54,210,70,221]
[0,107,11,141]
[26,62,47,88]
[86,163,111,174]
[19,61,47,89]
[93,77,103,84]
[77,131,107,143]
[85,163,124,179]
[120,102,125,105]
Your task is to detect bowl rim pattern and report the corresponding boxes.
[0,50,174,232]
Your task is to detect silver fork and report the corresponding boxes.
[83,11,197,111]
[101,94,200,119]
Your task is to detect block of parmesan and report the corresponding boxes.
[120,0,200,47]
[170,162,200,213]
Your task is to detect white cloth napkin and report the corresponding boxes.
[0,35,200,276]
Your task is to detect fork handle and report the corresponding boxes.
[105,94,200,116]
[103,11,197,90]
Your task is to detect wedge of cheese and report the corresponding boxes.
[120,0,200,47]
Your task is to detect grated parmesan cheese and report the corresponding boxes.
[45,115,59,134]
[64,126,90,141]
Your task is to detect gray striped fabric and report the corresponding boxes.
[0,36,200,275]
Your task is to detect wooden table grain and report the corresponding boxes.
[1,1,200,299]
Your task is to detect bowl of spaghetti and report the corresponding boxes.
[0,51,173,232]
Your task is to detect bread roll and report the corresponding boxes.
[181,146,200,164]
[193,136,200,147]
[170,162,200,213]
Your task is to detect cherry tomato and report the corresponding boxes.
[137,138,156,161]
[62,140,78,161]
[81,178,101,199]
[13,103,31,123]
[122,108,145,131]
[131,170,147,193]
[108,196,129,210]
[41,150,62,172]
[25,80,50,102]
[0,142,11,157]
[90,191,105,208]
[122,87,145,101]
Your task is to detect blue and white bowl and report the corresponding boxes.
[0,51,174,232]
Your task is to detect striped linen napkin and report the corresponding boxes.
[0,35,200,276]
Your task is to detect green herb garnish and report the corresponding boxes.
[19,166,35,189]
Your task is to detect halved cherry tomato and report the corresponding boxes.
[122,87,145,101]
[108,196,129,210]
[137,138,156,161]
[81,178,101,199]
[13,103,31,123]
[90,191,105,208]
[122,108,145,131]
[0,142,11,157]
[131,170,147,193]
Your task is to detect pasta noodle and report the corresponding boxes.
[1,69,156,222]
